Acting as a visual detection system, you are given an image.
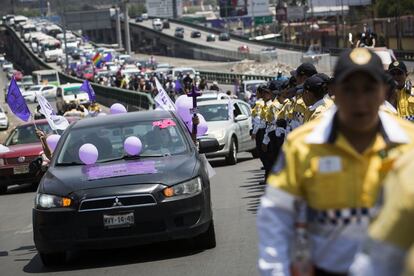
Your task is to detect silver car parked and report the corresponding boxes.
[198,99,256,165]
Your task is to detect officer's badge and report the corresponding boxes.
[393,61,400,67]
[349,48,372,65]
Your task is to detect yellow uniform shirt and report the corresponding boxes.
[251,99,264,117]
[369,148,414,250]
[268,110,414,211]
[396,86,414,121]
[303,97,335,123]
[266,99,283,123]
[291,96,307,124]
[277,99,292,121]
[259,100,271,121]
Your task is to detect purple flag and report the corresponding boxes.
[175,79,182,92]
[6,77,31,122]
[80,80,96,102]
[104,53,112,62]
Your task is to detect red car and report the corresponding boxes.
[82,67,94,81]
[0,118,76,194]
[238,45,250,54]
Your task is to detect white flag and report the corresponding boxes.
[36,92,69,130]
[228,98,234,120]
[154,78,176,111]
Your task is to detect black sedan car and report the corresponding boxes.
[33,111,219,266]
[219,32,230,41]
[206,34,216,42]
[191,31,202,38]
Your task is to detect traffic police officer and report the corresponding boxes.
[262,80,288,177]
[350,147,414,276]
[289,63,318,130]
[389,61,414,121]
[257,48,414,276]
[252,85,272,170]
[302,75,334,123]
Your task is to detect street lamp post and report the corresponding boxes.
[123,0,131,54]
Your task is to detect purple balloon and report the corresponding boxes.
[175,95,193,123]
[186,114,208,137]
[124,136,142,156]
[46,134,61,151]
[110,103,127,114]
[79,143,99,165]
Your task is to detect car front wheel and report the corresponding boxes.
[39,251,66,267]
[225,138,237,165]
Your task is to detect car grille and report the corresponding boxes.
[6,156,37,165]
[79,194,157,212]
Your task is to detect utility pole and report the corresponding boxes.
[123,0,131,54]
[116,7,123,49]
[340,0,345,48]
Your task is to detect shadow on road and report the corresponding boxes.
[23,240,203,273]
[1,183,37,196]
[239,169,265,215]
[209,156,253,168]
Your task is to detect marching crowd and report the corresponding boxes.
[255,47,414,276]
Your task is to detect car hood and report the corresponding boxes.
[41,153,198,195]
[64,93,89,101]
[206,120,232,133]
[0,143,43,158]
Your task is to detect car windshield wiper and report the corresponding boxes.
[56,161,83,166]
[98,154,165,164]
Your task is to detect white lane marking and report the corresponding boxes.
[15,224,33,234]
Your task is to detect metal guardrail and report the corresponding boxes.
[198,70,274,84]
[169,18,414,62]
[4,24,155,110]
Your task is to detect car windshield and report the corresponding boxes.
[198,104,229,122]
[5,124,52,146]
[37,73,57,82]
[63,86,83,96]
[22,76,33,82]
[28,86,41,91]
[56,119,189,165]
[175,70,194,77]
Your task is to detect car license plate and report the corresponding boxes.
[13,165,29,175]
[103,212,134,228]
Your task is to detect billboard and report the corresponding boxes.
[219,0,248,17]
[311,0,372,6]
[219,0,269,18]
[146,0,183,18]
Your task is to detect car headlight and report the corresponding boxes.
[35,193,72,209]
[209,129,226,140]
[163,177,202,198]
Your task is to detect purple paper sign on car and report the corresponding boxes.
[84,160,157,181]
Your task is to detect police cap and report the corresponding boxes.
[334,48,385,84]
[314,73,330,83]
[388,60,407,74]
[294,63,318,77]
[304,75,325,94]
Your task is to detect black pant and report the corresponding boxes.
[255,128,266,168]
[264,130,285,178]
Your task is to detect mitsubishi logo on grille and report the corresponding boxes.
[18,156,26,163]
[112,197,123,207]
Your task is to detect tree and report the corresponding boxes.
[376,0,414,17]
[128,3,147,18]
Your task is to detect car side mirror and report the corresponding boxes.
[198,138,219,154]
[234,114,248,122]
